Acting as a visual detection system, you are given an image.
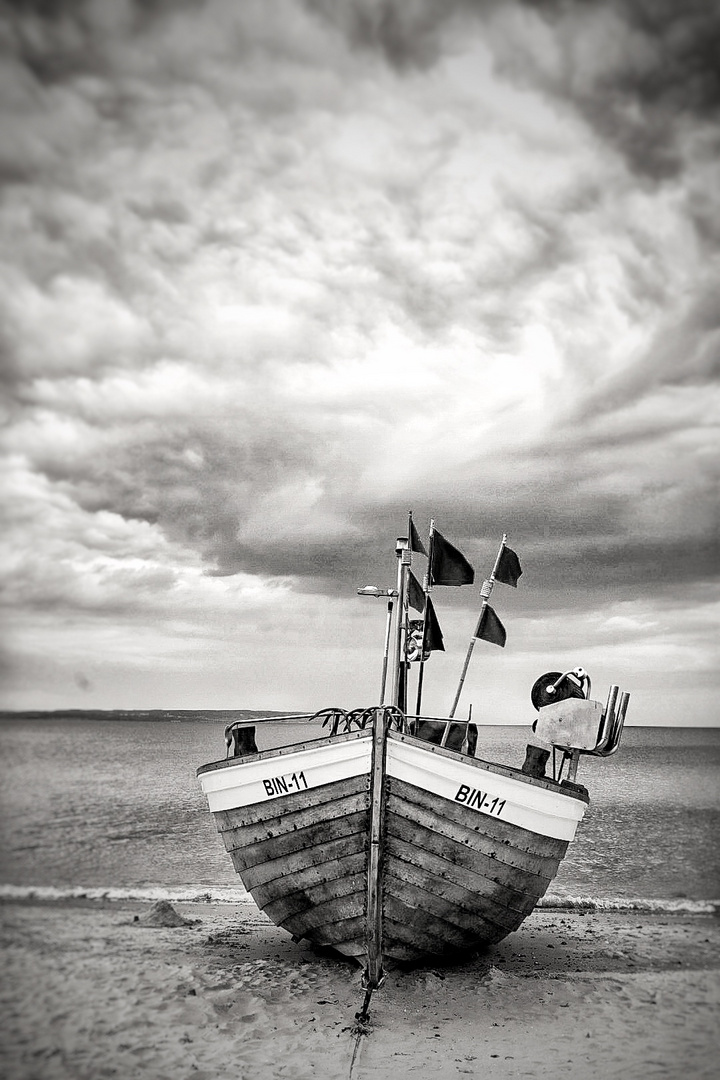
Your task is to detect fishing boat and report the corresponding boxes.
[197,518,629,1014]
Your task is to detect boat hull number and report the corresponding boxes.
[262,771,309,797]
[454,784,506,817]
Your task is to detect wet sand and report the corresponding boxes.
[1,898,718,1079]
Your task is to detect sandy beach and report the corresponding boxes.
[1,898,718,1080]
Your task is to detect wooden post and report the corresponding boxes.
[448,638,477,718]
[364,707,389,992]
[414,660,425,717]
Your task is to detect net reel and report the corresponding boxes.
[530,666,591,713]
[529,665,630,782]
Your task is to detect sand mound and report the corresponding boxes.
[135,900,195,928]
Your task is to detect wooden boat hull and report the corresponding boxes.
[198,721,588,964]
[200,731,372,958]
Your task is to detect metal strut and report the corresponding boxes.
[356,986,375,1022]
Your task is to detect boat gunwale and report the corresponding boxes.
[196,726,371,776]
[198,724,589,804]
[389,730,590,803]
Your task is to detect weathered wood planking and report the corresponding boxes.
[383,893,476,952]
[382,915,506,962]
[384,832,544,918]
[222,809,369,871]
[379,767,561,957]
[381,905,481,957]
[236,834,367,890]
[365,937,418,964]
[388,777,569,866]
[259,871,366,925]
[250,851,366,912]
[382,858,525,956]
[385,791,561,879]
[383,868,520,942]
[252,851,367,911]
[278,890,366,940]
[214,774,369,832]
[289,913,368,951]
[384,812,552,901]
[382,851,534,932]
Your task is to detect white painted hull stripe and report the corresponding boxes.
[199,738,372,814]
[199,735,585,840]
[386,740,585,842]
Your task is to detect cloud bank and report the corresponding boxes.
[1,0,718,722]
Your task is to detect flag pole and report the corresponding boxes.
[391,534,411,710]
[404,511,416,712]
[414,519,435,716]
[449,534,507,718]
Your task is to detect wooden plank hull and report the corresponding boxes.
[197,723,588,965]
[201,733,372,957]
[381,774,566,961]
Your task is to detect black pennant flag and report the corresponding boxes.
[407,570,425,613]
[474,604,506,648]
[495,545,522,588]
[409,517,427,556]
[431,530,474,586]
[423,596,445,652]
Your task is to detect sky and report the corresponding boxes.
[0,0,718,725]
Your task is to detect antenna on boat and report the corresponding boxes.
[357,586,398,703]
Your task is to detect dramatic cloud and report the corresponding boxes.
[0,0,718,722]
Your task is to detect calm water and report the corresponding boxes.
[0,717,718,903]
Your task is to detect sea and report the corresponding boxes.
[1,714,718,914]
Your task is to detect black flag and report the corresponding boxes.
[409,517,427,556]
[423,596,445,652]
[407,570,425,613]
[474,604,506,648]
[431,530,474,586]
[495,545,522,588]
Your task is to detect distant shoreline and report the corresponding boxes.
[0,710,717,729]
[0,709,292,722]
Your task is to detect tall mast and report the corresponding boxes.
[391,535,411,710]
[414,519,435,716]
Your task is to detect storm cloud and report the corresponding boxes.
[1,0,718,720]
